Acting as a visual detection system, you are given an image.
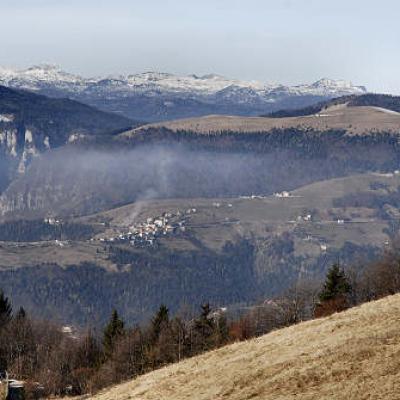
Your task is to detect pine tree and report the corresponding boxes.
[198,303,213,326]
[15,307,26,320]
[319,264,351,302]
[0,290,12,327]
[103,309,125,358]
[150,304,169,344]
[315,264,352,317]
[194,303,215,352]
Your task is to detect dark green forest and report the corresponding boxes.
[0,237,380,326]
[0,219,94,241]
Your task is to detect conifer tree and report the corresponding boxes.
[103,309,125,358]
[15,307,26,320]
[0,290,12,327]
[194,303,215,352]
[150,304,169,344]
[319,264,351,302]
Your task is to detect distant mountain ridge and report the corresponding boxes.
[0,64,367,122]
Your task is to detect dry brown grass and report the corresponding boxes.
[89,294,400,400]
[124,105,400,136]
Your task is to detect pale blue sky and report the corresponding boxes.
[1,0,400,93]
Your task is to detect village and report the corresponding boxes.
[95,209,196,247]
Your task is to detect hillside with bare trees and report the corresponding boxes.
[88,293,400,400]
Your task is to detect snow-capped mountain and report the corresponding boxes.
[0,65,367,122]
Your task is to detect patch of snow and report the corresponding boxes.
[371,107,400,116]
[44,136,50,149]
[25,129,33,143]
[8,131,18,157]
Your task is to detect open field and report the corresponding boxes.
[123,104,400,135]
[89,293,400,400]
[0,240,113,271]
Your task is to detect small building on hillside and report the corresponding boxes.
[274,191,291,198]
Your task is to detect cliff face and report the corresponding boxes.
[0,120,31,191]
[0,85,133,195]
[0,120,42,175]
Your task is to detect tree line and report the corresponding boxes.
[0,220,94,242]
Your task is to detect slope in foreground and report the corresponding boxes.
[90,294,400,400]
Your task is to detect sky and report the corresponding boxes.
[1,0,400,93]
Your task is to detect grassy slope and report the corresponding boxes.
[122,104,400,135]
[90,294,400,400]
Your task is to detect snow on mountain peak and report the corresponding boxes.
[22,64,82,83]
[312,78,350,88]
[0,65,367,102]
[309,78,367,94]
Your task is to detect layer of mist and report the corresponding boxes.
[1,131,399,219]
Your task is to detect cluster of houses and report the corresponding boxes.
[296,213,312,222]
[274,191,292,198]
[43,216,62,226]
[96,210,193,247]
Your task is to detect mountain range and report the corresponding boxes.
[0,64,367,122]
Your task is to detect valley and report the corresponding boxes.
[0,86,400,326]
[0,170,395,324]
